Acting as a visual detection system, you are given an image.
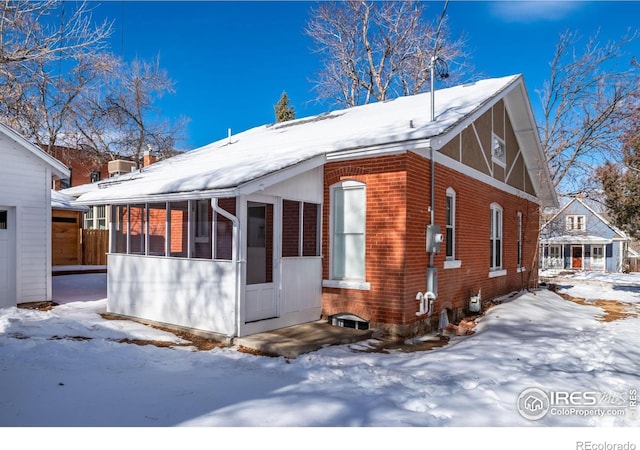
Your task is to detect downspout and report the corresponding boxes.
[212,198,242,342]
[429,144,435,270]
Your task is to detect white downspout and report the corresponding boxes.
[212,198,242,342]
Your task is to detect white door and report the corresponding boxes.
[245,201,278,322]
[0,207,15,308]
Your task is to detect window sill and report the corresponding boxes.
[323,280,371,290]
[517,266,526,273]
[444,260,462,269]
[488,269,507,278]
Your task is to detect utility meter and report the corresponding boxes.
[426,224,443,253]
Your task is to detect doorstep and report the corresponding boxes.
[53,265,107,276]
[233,320,374,359]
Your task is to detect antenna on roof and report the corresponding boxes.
[429,0,450,122]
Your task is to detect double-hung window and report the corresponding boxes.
[444,187,461,269]
[566,215,586,231]
[490,203,503,272]
[330,180,366,282]
[517,211,523,271]
[445,188,455,260]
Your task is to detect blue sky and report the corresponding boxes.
[89,1,640,150]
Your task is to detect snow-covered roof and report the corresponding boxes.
[0,122,69,179]
[540,235,613,245]
[60,182,101,198]
[77,74,556,206]
[51,189,89,211]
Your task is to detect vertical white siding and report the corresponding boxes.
[263,167,323,203]
[281,257,322,314]
[0,133,53,304]
[107,254,237,336]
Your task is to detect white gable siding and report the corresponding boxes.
[0,132,54,304]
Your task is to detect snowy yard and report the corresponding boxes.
[1,272,640,446]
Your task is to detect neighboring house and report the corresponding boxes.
[51,190,89,266]
[76,74,558,340]
[60,150,158,231]
[540,197,629,273]
[0,123,69,308]
[45,145,111,190]
[55,150,158,266]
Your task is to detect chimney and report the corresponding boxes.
[143,147,157,168]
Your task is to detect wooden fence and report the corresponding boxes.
[82,229,109,265]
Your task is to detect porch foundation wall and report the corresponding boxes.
[107,253,237,336]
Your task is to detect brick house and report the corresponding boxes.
[76,74,557,340]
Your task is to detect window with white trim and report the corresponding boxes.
[331,180,366,281]
[517,211,523,269]
[445,188,456,260]
[490,203,503,271]
[566,215,586,231]
[83,205,107,230]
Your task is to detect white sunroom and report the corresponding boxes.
[98,164,324,339]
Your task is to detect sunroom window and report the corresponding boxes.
[282,200,320,257]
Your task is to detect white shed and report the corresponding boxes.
[0,123,69,308]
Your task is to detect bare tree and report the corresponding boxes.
[306,1,471,107]
[75,56,188,167]
[538,29,639,197]
[0,0,112,151]
[0,0,111,68]
[17,52,116,151]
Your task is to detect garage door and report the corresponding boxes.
[0,208,15,308]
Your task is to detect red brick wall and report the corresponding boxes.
[322,151,541,337]
[322,154,408,325]
[404,152,540,323]
[47,146,110,189]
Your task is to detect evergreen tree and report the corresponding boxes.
[274,91,295,123]
[597,110,640,238]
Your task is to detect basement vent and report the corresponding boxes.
[331,314,369,331]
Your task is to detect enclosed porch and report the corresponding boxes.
[106,184,323,338]
[539,236,625,273]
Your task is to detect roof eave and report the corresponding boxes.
[0,122,70,178]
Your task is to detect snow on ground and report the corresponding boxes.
[2,273,640,447]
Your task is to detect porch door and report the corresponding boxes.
[571,246,583,269]
[0,208,15,308]
[591,245,605,271]
[245,201,278,322]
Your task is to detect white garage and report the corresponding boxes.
[0,123,69,308]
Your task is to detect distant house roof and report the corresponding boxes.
[0,122,69,179]
[51,190,88,212]
[541,197,628,241]
[76,74,557,207]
